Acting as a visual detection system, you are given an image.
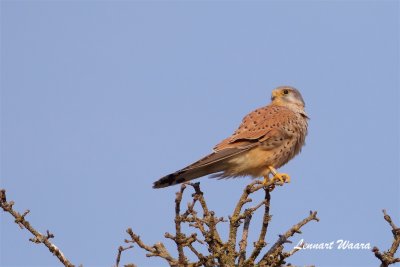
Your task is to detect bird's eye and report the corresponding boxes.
[283,90,289,95]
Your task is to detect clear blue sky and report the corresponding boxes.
[1,1,399,266]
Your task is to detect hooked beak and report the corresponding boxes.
[271,90,279,101]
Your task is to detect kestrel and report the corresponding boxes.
[153,86,308,188]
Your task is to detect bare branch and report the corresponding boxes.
[245,188,271,266]
[174,184,188,264]
[115,245,134,267]
[0,189,75,267]
[126,228,178,265]
[258,210,319,266]
[373,209,400,267]
[238,212,252,266]
[120,180,317,267]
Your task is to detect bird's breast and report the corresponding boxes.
[227,146,276,177]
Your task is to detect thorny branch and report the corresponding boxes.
[373,209,400,267]
[0,189,75,267]
[119,180,319,266]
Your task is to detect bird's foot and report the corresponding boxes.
[272,173,290,185]
[262,176,276,190]
[268,166,291,185]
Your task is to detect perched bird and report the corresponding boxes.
[153,86,308,189]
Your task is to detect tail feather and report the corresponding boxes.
[153,145,256,189]
[153,162,226,188]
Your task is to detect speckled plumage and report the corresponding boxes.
[153,86,308,188]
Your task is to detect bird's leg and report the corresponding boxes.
[268,166,290,185]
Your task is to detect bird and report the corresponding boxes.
[153,86,308,189]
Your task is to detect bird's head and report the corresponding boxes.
[271,86,305,109]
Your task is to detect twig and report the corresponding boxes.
[245,188,271,266]
[281,241,305,259]
[189,182,224,266]
[258,210,319,266]
[238,211,252,266]
[174,184,187,264]
[126,228,178,265]
[0,189,75,267]
[373,209,400,267]
[224,180,273,266]
[115,245,134,267]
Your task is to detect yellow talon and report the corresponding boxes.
[273,173,290,184]
[268,166,291,185]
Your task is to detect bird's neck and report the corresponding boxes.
[273,102,309,118]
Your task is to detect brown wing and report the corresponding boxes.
[182,143,258,171]
[153,144,258,188]
[213,105,295,151]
